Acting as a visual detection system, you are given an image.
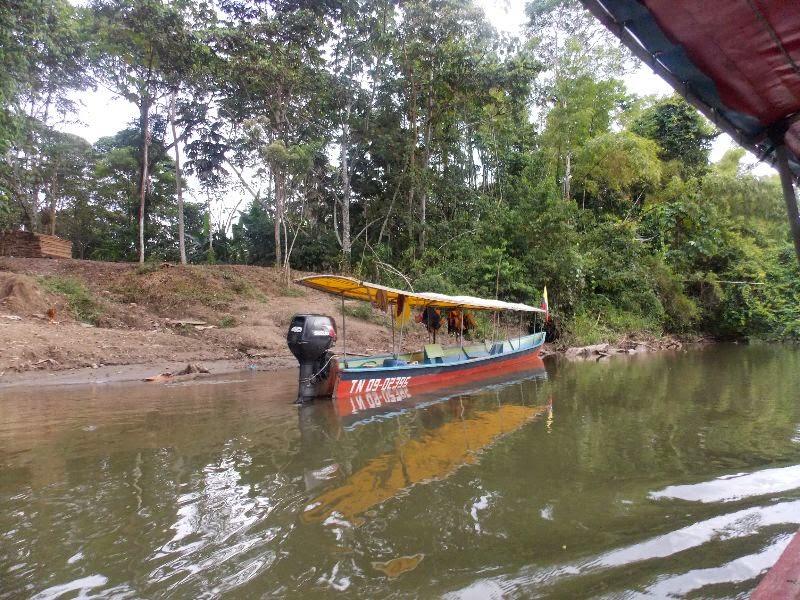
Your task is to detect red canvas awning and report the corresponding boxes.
[644,1,800,166]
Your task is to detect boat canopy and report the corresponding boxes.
[295,274,545,313]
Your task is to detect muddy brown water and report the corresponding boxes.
[1,345,800,599]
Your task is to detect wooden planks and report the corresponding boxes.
[0,230,72,259]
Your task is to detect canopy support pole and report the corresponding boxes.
[391,303,396,357]
[398,307,405,357]
[459,307,464,351]
[775,144,800,264]
[341,295,347,368]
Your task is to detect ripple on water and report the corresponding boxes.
[29,575,109,600]
[444,498,800,598]
[3,348,800,598]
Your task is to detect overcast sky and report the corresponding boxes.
[60,0,774,178]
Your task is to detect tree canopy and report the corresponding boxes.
[1,0,797,343]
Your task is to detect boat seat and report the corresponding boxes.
[463,348,489,360]
[424,344,445,364]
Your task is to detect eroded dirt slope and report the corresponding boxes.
[0,258,427,376]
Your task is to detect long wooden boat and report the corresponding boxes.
[335,356,548,425]
[333,333,545,397]
[287,275,547,403]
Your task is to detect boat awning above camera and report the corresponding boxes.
[294,274,545,313]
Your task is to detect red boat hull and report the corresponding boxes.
[333,342,543,415]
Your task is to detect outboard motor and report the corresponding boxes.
[287,314,337,403]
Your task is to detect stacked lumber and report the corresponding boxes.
[0,230,72,259]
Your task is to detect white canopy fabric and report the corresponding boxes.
[294,274,545,313]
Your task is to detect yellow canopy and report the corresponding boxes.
[294,274,545,313]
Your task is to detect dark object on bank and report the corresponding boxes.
[287,314,337,403]
[144,363,211,382]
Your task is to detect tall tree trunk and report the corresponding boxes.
[378,164,405,247]
[404,49,418,250]
[169,91,187,264]
[420,85,434,255]
[207,192,213,259]
[274,169,284,268]
[28,90,54,233]
[138,93,151,264]
[340,121,352,270]
[47,166,58,235]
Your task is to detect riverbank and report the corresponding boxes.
[0,258,431,384]
[0,257,706,388]
[0,338,704,389]
[549,334,712,360]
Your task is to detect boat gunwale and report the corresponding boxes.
[338,332,545,377]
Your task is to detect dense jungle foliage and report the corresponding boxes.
[2,0,798,343]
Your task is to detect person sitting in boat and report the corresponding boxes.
[416,307,442,343]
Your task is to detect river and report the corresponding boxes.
[2,345,799,598]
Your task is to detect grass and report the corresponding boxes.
[341,302,390,327]
[221,270,269,302]
[40,275,103,324]
[135,262,161,275]
[112,268,236,311]
[563,312,615,346]
[219,315,238,328]
[277,284,305,298]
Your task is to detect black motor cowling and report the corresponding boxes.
[287,314,337,403]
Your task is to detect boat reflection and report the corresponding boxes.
[301,362,552,523]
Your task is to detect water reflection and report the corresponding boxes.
[650,464,800,503]
[1,345,800,598]
[303,402,551,523]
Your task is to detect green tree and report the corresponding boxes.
[1,0,91,228]
[631,95,718,177]
[527,0,629,198]
[218,0,336,272]
[90,0,198,262]
[571,131,661,215]
[89,127,177,261]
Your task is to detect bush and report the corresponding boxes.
[40,276,103,324]
[219,315,237,328]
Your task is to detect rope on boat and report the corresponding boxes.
[299,353,336,385]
